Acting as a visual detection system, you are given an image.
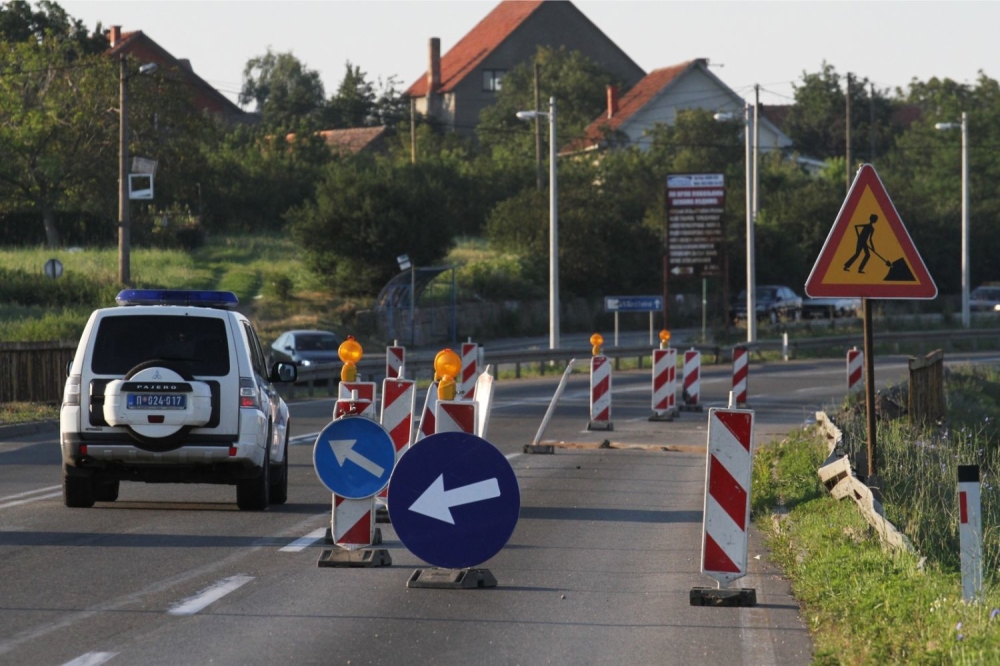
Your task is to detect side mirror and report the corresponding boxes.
[65,360,74,377]
[273,362,297,383]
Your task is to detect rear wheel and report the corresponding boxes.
[237,435,270,511]
[63,470,95,508]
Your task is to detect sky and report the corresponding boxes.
[58,1,998,109]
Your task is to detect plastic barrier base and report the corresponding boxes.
[648,411,676,422]
[523,444,555,454]
[317,548,392,568]
[679,404,703,412]
[587,421,614,431]
[407,567,498,589]
[689,587,757,607]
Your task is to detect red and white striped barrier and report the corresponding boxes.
[732,346,748,407]
[588,355,613,431]
[651,347,677,421]
[338,382,377,419]
[414,382,439,443]
[681,348,702,411]
[958,465,983,602]
[460,341,479,399]
[701,407,755,585]
[386,344,405,380]
[378,378,415,501]
[331,494,376,550]
[334,398,374,420]
[847,347,864,395]
[435,400,478,434]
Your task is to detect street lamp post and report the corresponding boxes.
[715,102,757,342]
[118,59,157,287]
[935,112,970,327]
[516,97,560,350]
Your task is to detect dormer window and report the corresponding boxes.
[482,69,505,92]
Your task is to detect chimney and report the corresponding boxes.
[607,84,619,119]
[109,25,121,47]
[428,37,441,94]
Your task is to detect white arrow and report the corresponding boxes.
[328,439,384,477]
[409,474,501,524]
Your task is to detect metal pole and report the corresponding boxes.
[549,96,560,350]
[863,298,877,477]
[744,103,756,343]
[534,62,543,192]
[961,112,970,328]
[410,265,416,347]
[117,54,131,286]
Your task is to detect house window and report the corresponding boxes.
[482,69,505,92]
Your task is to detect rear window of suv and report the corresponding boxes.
[91,315,231,376]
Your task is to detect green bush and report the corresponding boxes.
[217,267,262,304]
[0,268,119,309]
[262,271,294,301]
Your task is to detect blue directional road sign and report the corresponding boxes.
[313,417,396,499]
[604,295,663,312]
[388,432,520,569]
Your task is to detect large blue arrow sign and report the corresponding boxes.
[313,417,396,499]
[388,432,520,569]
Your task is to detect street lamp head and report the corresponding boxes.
[138,63,158,75]
[516,110,542,121]
[713,111,736,122]
[935,122,958,131]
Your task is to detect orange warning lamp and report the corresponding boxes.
[434,348,461,400]
[659,329,671,348]
[590,333,604,357]
[339,335,363,382]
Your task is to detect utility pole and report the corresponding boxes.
[410,98,416,165]
[869,82,876,163]
[845,72,852,193]
[118,53,131,287]
[534,62,542,191]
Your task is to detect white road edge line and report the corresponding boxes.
[61,653,118,666]
[167,574,254,616]
[280,528,327,553]
[0,485,60,502]
[0,491,62,511]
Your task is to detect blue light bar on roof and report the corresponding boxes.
[115,289,239,309]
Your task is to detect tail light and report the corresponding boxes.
[63,376,81,407]
[239,377,260,409]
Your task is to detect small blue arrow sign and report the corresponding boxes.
[388,432,520,569]
[604,295,662,312]
[313,417,395,499]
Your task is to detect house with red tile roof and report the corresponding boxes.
[106,26,245,122]
[285,127,391,156]
[406,0,644,135]
[575,59,791,155]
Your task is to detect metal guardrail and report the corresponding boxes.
[282,327,999,399]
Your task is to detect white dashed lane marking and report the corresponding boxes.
[167,575,254,616]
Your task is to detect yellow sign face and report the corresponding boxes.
[805,164,936,299]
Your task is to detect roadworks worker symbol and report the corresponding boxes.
[805,163,936,299]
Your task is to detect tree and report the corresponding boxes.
[287,157,467,295]
[0,0,105,53]
[240,48,325,128]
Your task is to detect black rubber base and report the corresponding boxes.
[407,568,497,589]
[648,412,676,422]
[679,405,704,412]
[317,548,392,568]
[689,587,757,607]
[523,444,555,454]
[587,421,614,431]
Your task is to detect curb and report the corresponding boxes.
[0,420,59,440]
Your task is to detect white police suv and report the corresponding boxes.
[60,290,297,510]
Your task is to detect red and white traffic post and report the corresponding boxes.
[377,375,415,504]
[691,407,757,607]
[588,333,613,431]
[460,340,479,399]
[958,465,983,602]
[732,345,748,407]
[846,347,863,395]
[336,381,377,420]
[680,348,702,411]
[650,329,676,421]
[435,400,478,434]
[386,341,405,380]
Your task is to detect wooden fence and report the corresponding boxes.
[908,349,945,425]
[0,340,77,404]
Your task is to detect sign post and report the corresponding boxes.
[806,164,936,480]
[604,296,663,346]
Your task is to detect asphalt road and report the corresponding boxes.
[3,350,997,665]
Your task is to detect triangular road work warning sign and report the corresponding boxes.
[805,164,936,299]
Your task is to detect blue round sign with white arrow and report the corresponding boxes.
[313,417,396,499]
[388,432,520,569]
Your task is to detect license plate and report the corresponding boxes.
[127,393,187,410]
